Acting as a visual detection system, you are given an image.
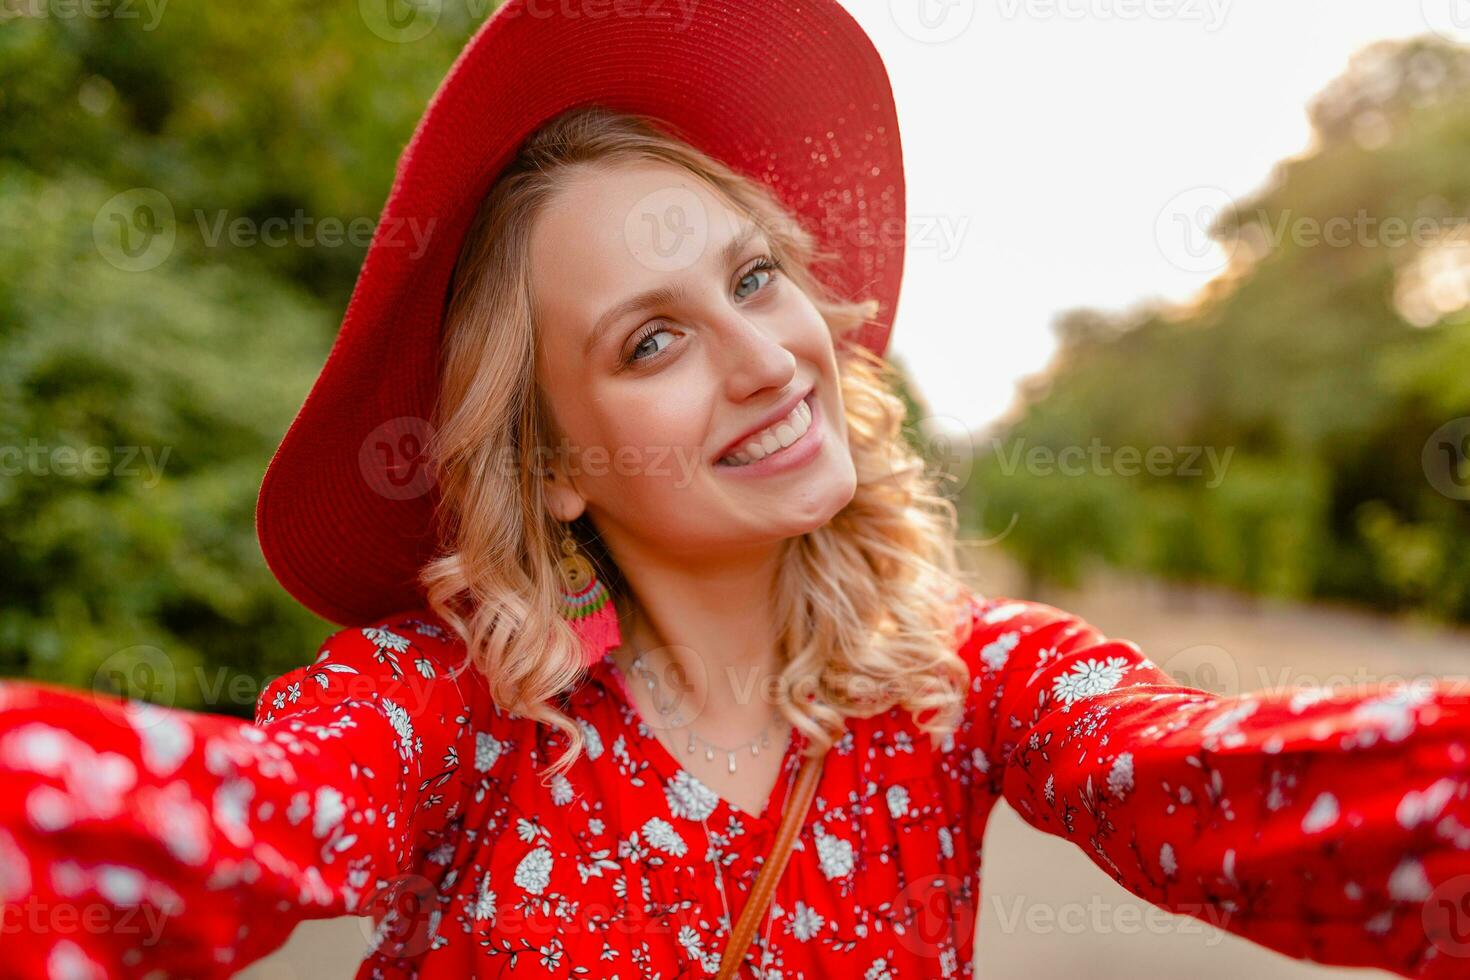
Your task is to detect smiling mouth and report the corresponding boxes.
[716,393,815,467]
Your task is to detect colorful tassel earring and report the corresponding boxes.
[557,523,621,667]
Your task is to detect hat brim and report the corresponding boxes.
[256,0,906,626]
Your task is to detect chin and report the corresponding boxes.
[771,458,859,535]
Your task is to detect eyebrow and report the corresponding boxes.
[582,222,764,358]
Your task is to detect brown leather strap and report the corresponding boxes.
[715,746,828,980]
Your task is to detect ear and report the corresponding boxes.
[541,454,588,524]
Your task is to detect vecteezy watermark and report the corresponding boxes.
[1,894,171,945]
[0,0,168,30]
[1422,0,1470,43]
[618,185,971,279]
[1425,874,1470,959]
[358,0,699,43]
[0,441,171,488]
[987,893,1234,944]
[996,0,1229,30]
[889,0,977,44]
[359,417,439,501]
[361,874,443,958]
[90,645,445,724]
[92,188,435,271]
[94,188,176,273]
[989,436,1235,488]
[1157,186,1470,276]
[194,209,434,257]
[1423,417,1470,501]
[1155,641,1470,700]
[818,213,971,262]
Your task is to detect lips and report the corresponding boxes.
[720,393,817,467]
[711,387,817,467]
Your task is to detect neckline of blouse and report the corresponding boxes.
[583,652,808,833]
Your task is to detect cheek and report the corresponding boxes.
[589,394,708,489]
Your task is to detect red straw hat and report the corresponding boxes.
[256,0,907,626]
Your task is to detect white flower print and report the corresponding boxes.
[361,626,411,653]
[1350,682,1434,746]
[1159,842,1178,877]
[381,699,415,761]
[474,731,504,773]
[886,785,910,818]
[1388,856,1431,901]
[814,828,855,880]
[789,900,825,941]
[981,602,1029,624]
[664,770,719,822]
[676,925,705,960]
[414,657,436,679]
[980,631,1019,672]
[476,875,499,922]
[938,826,954,860]
[865,956,894,980]
[1043,773,1055,806]
[1397,778,1457,829]
[1202,699,1260,749]
[514,846,553,895]
[124,703,192,777]
[1301,792,1339,834]
[549,773,574,806]
[642,817,688,857]
[577,717,604,761]
[1106,752,1134,799]
[1051,656,1131,707]
[515,817,548,843]
[972,747,990,774]
[313,786,345,841]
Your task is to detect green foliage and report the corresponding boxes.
[969,38,1470,621]
[0,5,492,711]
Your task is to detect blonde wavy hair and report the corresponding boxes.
[422,105,975,779]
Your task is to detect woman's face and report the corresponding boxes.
[529,159,857,561]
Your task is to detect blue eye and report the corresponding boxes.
[735,255,782,300]
[628,324,675,363]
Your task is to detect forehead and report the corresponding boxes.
[527,160,752,339]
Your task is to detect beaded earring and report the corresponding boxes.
[556,522,622,666]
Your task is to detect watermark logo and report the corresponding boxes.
[1157,643,1240,696]
[92,644,178,709]
[1156,185,1238,275]
[360,0,442,42]
[624,185,712,274]
[990,436,1234,487]
[1423,417,1470,500]
[360,874,442,957]
[359,417,439,501]
[890,0,977,44]
[94,188,176,272]
[996,0,1230,30]
[1422,0,1470,42]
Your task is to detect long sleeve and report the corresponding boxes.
[0,612,487,978]
[955,594,1470,979]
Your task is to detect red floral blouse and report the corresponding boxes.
[2,594,1470,978]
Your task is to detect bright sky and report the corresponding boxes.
[838,0,1470,432]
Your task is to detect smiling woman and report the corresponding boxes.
[6,2,1470,979]
[425,105,971,803]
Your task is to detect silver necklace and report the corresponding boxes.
[628,649,781,774]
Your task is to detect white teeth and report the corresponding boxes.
[720,398,813,466]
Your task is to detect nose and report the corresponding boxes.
[707,304,798,402]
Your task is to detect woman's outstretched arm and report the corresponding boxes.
[955,594,1470,979]
[0,612,490,978]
